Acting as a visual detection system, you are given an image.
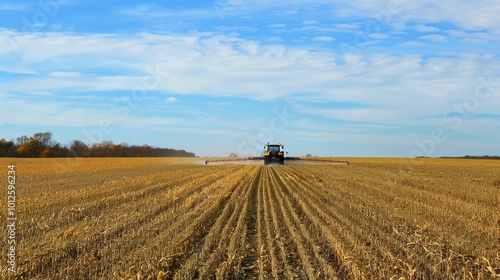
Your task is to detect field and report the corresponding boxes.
[0,157,499,279]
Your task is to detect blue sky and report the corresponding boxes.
[1,0,499,157]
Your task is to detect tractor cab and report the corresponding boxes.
[267,144,281,152]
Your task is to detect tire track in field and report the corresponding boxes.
[189,165,259,278]
[246,166,344,279]
[256,167,269,277]
[260,167,299,279]
[275,166,362,278]
[268,167,313,279]
[239,166,261,279]
[153,166,253,279]
[213,165,261,278]
[270,166,340,279]
[258,166,288,278]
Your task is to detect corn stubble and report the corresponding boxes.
[0,158,498,279]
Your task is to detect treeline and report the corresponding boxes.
[440,155,500,160]
[0,132,195,158]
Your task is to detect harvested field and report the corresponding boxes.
[0,157,499,279]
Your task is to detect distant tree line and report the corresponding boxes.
[0,132,195,158]
[440,155,500,160]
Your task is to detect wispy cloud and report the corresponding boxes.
[412,24,440,33]
[268,24,287,28]
[0,3,28,11]
[302,20,319,25]
[117,4,216,20]
[369,33,389,40]
[165,97,180,103]
[419,34,447,42]
[48,71,82,78]
[312,36,334,42]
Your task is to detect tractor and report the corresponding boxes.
[262,143,285,165]
[204,142,349,165]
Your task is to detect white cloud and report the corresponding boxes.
[399,41,426,47]
[125,117,182,128]
[312,36,334,42]
[445,30,496,43]
[412,24,440,33]
[245,0,500,35]
[0,98,110,127]
[391,22,407,31]
[459,38,490,44]
[0,3,28,10]
[25,91,54,96]
[302,20,319,25]
[113,1,500,36]
[282,9,298,15]
[419,34,447,42]
[118,4,216,20]
[268,24,286,28]
[332,24,359,32]
[392,0,500,34]
[206,101,232,106]
[48,71,82,78]
[165,97,179,103]
[299,107,399,124]
[369,33,389,40]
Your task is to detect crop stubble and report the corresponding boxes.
[0,158,498,279]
